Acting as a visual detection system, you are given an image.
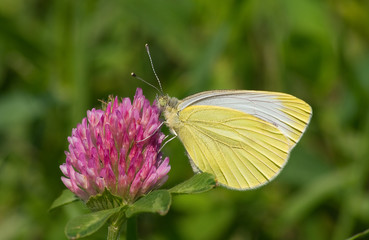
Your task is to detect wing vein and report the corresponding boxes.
[186,125,229,185]
[189,121,286,171]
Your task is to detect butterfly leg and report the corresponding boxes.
[159,134,177,152]
[137,121,165,143]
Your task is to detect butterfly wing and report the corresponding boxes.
[178,90,312,148]
[174,105,291,190]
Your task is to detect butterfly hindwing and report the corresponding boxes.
[174,105,291,190]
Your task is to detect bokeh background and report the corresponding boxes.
[1,0,369,239]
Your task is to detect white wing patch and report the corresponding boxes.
[178,90,312,148]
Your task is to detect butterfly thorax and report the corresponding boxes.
[156,95,182,134]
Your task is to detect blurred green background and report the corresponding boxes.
[1,0,369,239]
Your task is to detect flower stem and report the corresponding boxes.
[107,224,121,240]
[107,212,126,240]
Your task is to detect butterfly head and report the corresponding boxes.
[156,95,179,112]
[156,94,181,132]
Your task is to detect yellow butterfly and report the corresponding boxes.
[136,44,312,190]
[157,90,312,190]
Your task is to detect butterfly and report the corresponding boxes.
[135,44,312,190]
[157,90,312,190]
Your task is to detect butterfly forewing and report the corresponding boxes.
[178,90,312,148]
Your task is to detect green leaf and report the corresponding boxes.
[125,190,171,218]
[169,173,216,194]
[346,228,369,240]
[86,188,123,212]
[49,190,79,211]
[65,207,122,239]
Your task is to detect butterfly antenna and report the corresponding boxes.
[131,72,162,94]
[145,43,164,95]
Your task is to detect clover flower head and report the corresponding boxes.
[60,88,170,204]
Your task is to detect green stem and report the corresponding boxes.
[107,212,126,240]
[107,224,122,240]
